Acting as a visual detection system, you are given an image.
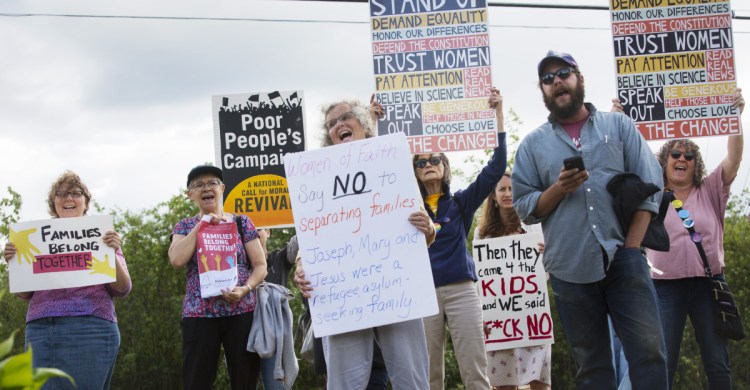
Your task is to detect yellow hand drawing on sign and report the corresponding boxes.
[87,254,116,279]
[8,227,40,265]
[214,254,221,271]
[200,254,209,272]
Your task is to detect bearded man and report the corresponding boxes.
[511,51,669,389]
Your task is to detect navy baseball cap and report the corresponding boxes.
[537,50,579,77]
[187,164,223,187]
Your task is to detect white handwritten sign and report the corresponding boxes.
[8,216,116,293]
[284,132,437,337]
[472,233,554,351]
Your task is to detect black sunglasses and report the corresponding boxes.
[540,67,574,85]
[414,156,442,169]
[670,150,695,161]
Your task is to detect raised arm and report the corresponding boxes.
[722,88,744,184]
[168,228,199,269]
[489,86,504,133]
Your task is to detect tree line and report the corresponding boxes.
[0,183,748,389]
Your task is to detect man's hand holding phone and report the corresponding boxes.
[558,155,588,193]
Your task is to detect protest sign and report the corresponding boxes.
[610,0,741,141]
[370,0,497,153]
[472,232,553,351]
[283,132,437,337]
[212,90,305,228]
[7,216,116,293]
[195,216,239,298]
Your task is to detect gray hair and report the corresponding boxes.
[320,100,375,147]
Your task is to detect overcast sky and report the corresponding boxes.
[2,0,750,221]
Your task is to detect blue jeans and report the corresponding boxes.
[550,247,667,389]
[259,356,285,390]
[653,276,732,389]
[26,316,120,390]
[365,360,388,390]
[609,317,631,390]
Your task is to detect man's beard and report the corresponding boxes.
[543,78,585,120]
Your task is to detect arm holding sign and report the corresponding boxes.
[293,256,312,299]
[611,98,624,114]
[221,216,267,304]
[369,94,437,246]
[101,230,131,296]
[614,88,744,189]
[168,212,226,269]
[410,88,506,389]
[722,88,744,185]
[3,242,33,300]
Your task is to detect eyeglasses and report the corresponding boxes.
[326,111,357,130]
[55,190,84,199]
[190,180,222,190]
[670,150,695,161]
[540,67,574,85]
[414,156,442,169]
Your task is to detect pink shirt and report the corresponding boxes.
[647,165,730,279]
[25,249,131,323]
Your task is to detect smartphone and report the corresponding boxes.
[563,156,585,172]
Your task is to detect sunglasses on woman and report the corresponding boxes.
[670,150,695,161]
[540,67,574,85]
[414,156,442,169]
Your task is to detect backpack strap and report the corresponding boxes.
[235,215,245,242]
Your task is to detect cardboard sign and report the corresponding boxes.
[7,216,116,293]
[472,233,554,351]
[284,132,438,337]
[212,90,305,228]
[369,0,497,153]
[610,0,741,141]
[196,217,239,298]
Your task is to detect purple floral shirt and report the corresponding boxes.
[172,215,259,318]
[26,249,131,323]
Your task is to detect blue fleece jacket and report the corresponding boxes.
[424,132,507,287]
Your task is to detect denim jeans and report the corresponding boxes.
[26,316,120,390]
[653,276,732,389]
[550,247,668,389]
[259,356,285,390]
[609,317,631,390]
[365,360,388,390]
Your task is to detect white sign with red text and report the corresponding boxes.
[473,232,554,351]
